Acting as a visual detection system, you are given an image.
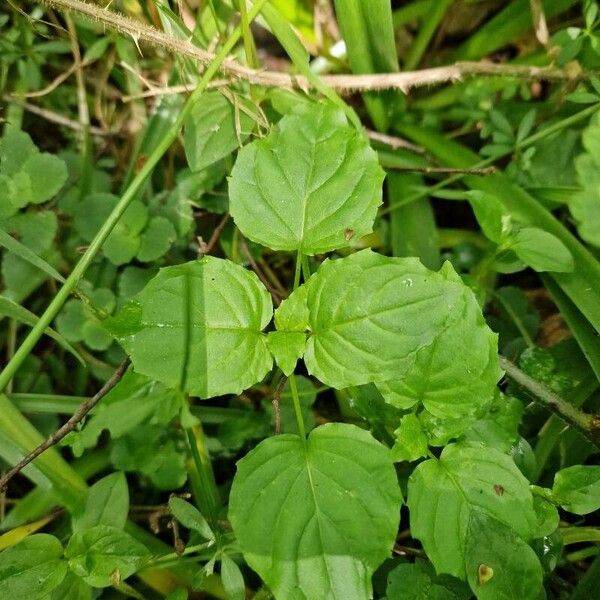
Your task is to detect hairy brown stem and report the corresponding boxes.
[500,356,600,449]
[40,0,588,93]
[0,360,129,491]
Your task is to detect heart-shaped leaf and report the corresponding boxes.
[229,423,401,599]
[184,91,256,172]
[279,251,500,420]
[407,442,537,578]
[105,257,273,397]
[229,102,384,254]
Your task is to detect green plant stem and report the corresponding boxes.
[207,0,224,39]
[146,541,214,567]
[5,319,17,394]
[185,424,220,525]
[0,0,268,394]
[381,102,600,215]
[490,289,535,348]
[293,249,303,290]
[301,254,311,282]
[237,0,259,68]
[288,374,306,441]
[499,356,600,449]
[403,0,452,69]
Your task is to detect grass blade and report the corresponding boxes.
[0,229,64,284]
[333,0,399,130]
[0,296,84,365]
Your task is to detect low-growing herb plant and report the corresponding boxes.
[1,1,600,600]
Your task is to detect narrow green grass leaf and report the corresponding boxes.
[260,3,360,128]
[454,0,577,61]
[333,0,398,130]
[0,228,64,283]
[0,296,84,364]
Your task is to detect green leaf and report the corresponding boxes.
[0,228,64,283]
[0,128,67,214]
[0,295,83,364]
[1,211,58,254]
[22,152,68,204]
[268,289,311,373]
[509,227,574,273]
[56,285,116,352]
[273,284,309,332]
[0,127,36,177]
[136,216,177,262]
[229,103,384,254]
[531,494,559,538]
[65,525,149,588]
[72,472,129,533]
[464,512,543,600]
[285,251,499,419]
[0,534,67,600]
[571,114,600,246]
[73,193,148,265]
[229,423,401,600]
[376,288,500,419]
[391,414,429,463]
[168,497,215,541]
[383,559,471,600]
[110,425,187,490]
[42,571,92,600]
[266,331,306,376]
[184,91,255,172]
[552,465,600,515]
[66,370,182,452]
[106,257,273,397]
[460,393,523,454]
[465,191,505,244]
[220,553,245,600]
[408,442,537,578]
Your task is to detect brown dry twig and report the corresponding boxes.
[41,0,589,94]
[0,360,129,491]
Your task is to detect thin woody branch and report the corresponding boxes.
[41,0,588,94]
[0,360,129,491]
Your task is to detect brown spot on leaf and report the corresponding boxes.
[494,484,504,496]
[478,564,494,585]
[344,228,355,240]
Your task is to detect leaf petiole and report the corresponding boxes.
[288,374,307,441]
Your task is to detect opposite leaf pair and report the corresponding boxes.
[105,251,501,419]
